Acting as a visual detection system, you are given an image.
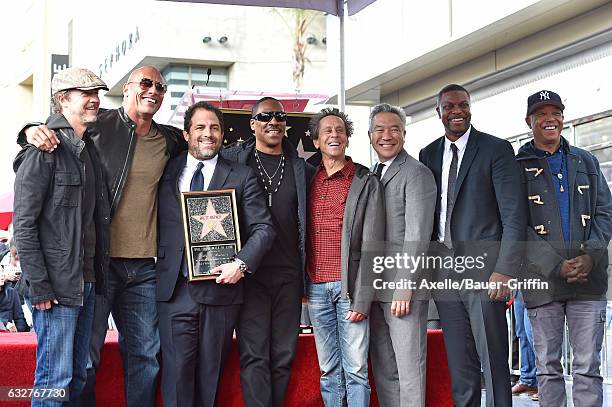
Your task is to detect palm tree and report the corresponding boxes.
[273,8,322,92]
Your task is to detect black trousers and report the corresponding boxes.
[432,244,512,407]
[236,273,303,407]
[158,275,240,407]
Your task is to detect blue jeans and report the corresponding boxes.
[81,258,160,407]
[31,282,95,407]
[307,280,370,407]
[514,291,537,387]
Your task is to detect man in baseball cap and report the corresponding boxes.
[516,90,612,406]
[525,90,565,116]
[13,67,111,404]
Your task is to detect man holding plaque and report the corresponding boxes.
[156,101,275,407]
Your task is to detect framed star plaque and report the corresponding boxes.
[180,189,242,281]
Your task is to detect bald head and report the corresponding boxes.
[122,66,166,121]
[127,66,162,83]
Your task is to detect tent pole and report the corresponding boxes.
[338,0,346,110]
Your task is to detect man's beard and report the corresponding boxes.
[190,145,219,161]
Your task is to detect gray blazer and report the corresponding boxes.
[340,163,385,315]
[376,149,437,302]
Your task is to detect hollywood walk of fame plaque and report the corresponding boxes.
[180,189,242,281]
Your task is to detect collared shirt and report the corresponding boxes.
[534,140,570,244]
[57,124,96,281]
[306,159,356,283]
[179,153,219,192]
[375,153,397,179]
[438,126,471,242]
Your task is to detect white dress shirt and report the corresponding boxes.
[375,154,398,179]
[178,153,218,192]
[372,156,397,179]
[438,126,471,242]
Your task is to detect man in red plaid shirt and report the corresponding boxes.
[305,108,385,407]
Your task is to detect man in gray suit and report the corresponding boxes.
[368,103,436,407]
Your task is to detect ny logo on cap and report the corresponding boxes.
[539,91,550,100]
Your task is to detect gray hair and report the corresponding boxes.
[51,90,69,114]
[368,103,407,132]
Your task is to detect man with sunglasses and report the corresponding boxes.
[222,97,315,407]
[18,66,186,407]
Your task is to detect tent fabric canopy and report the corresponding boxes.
[160,0,375,16]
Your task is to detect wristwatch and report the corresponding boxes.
[235,258,249,275]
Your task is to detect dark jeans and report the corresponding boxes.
[81,258,160,407]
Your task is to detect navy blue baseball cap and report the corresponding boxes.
[526,90,565,116]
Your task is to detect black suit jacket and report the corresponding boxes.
[156,152,275,304]
[419,126,526,278]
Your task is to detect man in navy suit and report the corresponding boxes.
[419,84,526,407]
[155,101,275,407]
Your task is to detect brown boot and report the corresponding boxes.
[511,383,538,396]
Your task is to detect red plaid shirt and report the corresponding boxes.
[306,159,356,283]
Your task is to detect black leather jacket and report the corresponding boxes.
[17,107,187,219]
[14,114,111,305]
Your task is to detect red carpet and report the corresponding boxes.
[0,330,452,406]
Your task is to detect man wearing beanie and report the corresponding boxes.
[13,67,111,405]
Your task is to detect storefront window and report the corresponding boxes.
[574,113,612,190]
[162,65,228,111]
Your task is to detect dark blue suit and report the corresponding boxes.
[419,127,526,407]
[156,151,275,407]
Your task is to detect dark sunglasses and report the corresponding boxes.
[128,78,167,93]
[252,111,287,122]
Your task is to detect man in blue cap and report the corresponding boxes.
[516,89,612,407]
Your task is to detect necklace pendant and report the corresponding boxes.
[268,193,273,207]
[560,184,564,193]
[557,173,563,180]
